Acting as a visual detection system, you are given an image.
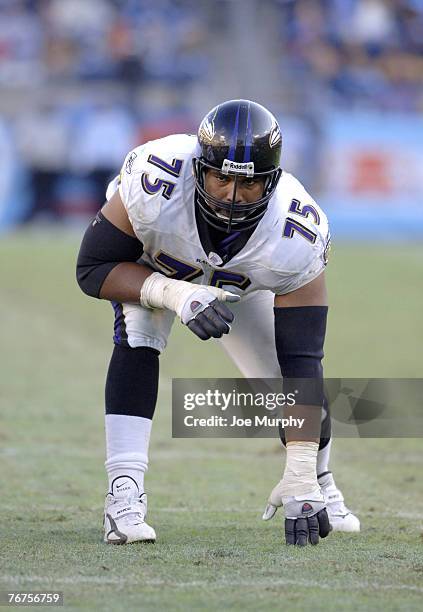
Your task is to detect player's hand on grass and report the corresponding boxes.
[263,481,332,546]
[139,272,240,339]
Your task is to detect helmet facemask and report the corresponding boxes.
[193,157,282,233]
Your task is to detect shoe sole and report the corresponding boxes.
[105,538,156,545]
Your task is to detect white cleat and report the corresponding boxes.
[104,476,156,544]
[318,472,360,533]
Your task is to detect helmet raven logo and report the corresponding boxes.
[199,118,215,144]
[269,123,282,148]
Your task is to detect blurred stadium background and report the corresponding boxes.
[1,1,422,609]
[1,0,423,236]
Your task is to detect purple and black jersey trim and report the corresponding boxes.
[112,301,129,347]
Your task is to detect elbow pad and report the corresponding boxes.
[274,305,328,405]
[76,211,144,298]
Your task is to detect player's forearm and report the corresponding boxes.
[274,305,327,443]
[98,262,154,302]
[283,405,321,443]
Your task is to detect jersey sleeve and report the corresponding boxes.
[116,135,196,233]
[271,203,331,295]
[117,146,162,229]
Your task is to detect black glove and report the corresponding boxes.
[263,486,332,546]
[187,299,235,340]
[284,505,332,546]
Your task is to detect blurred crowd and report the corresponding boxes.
[0,0,208,86]
[0,0,208,222]
[278,0,423,112]
[0,0,422,224]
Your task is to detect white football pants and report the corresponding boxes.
[116,289,280,377]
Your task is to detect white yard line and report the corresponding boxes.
[1,574,422,593]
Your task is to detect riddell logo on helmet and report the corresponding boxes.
[222,159,255,176]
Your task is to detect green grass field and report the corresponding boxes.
[1,233,422,611]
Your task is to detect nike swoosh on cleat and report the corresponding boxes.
[106,514,128,544]
[116,482,129,489]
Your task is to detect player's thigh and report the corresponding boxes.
[112,301,175,352]
[218,290,280,378]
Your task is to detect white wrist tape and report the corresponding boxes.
[280,441,319,498]
[139,272,238,324]
[267,441,320,505]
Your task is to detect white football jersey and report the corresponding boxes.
[106,134,330,298]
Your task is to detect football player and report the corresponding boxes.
[77,99,360,547]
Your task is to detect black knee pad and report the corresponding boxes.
[105,345,159,420]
